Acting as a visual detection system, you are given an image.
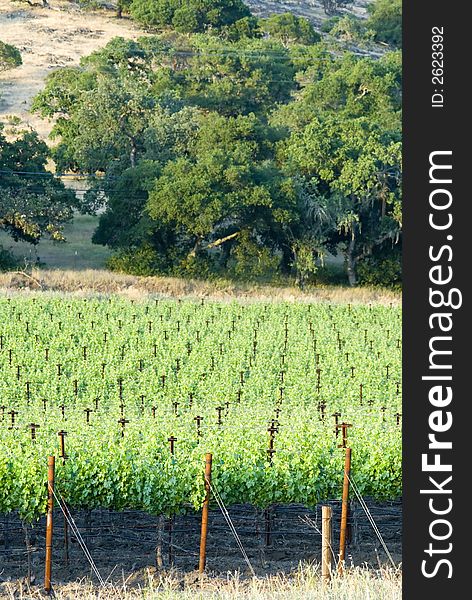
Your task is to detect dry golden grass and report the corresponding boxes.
[0,268,401,305]
[0,565,402,600]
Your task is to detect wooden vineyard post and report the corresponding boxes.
[168,436,177,567]
[58,431,69,566]
[338,447,352,574]
[198,453,213,575]
[265,420,278,546]
[24,522,33,586]
[322,505,332,584]
[156,515,165,570]
[44,455,55,594]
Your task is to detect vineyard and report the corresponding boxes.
[0,295,401,525]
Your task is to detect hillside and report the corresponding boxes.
[246,0,369,23]
[0,0,147,137]
[0,0,371,137]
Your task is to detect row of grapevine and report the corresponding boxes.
[0,295,402,521]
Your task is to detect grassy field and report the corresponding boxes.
[0,212,400,304]
[0,213,112,270]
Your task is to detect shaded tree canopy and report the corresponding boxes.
[278,115,401,285]
[146,113,296,268]
[259,13,321,46]
[367,0,402,48]
[0,126,77,244]
[272,45,401,285]
[92,110,296,277]
[129,0,252,33]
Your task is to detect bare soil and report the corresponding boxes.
[0,0,147,137]
[0,501,401,587]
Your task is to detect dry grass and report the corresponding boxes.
[0,0,148,138]
[0,268,401,305]
[0,565,402,599]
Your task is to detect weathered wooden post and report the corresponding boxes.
[338,447,352,573]
[322,505,333,584]
[199,453,213,575]
[44,456,55,594]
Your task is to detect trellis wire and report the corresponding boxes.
[346,473,397,568]
[207,479,256,577]
[49,484,106,586]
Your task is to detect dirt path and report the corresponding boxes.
[0,0,147,137]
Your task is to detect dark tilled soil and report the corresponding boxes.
[0,500,402,586]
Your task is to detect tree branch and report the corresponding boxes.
[10,271,43,289]
[205,231,240,249]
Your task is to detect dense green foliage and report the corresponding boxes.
[0,296,401,521]
[357,244,402,288]
[367,0,402,48]
[0,40,22,72]
[0,126,78,269]
[32,29,402,284]
[274,49,402,285]
[259,13,320,46]
[129,0,251,33]
[0,245,17,271]
[144,112,297,278]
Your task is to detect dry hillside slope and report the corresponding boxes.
[0,0,370,137]
[0,0,147,137]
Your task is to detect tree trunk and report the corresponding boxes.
[346,231,358,287]
[323,0,338,15]
[188,235,202,259]
[205,231,239,249]
[130,143,137,169]
[280,244,294,275]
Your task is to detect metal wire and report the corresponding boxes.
[207,479,256,577]
[346,473,397,568]
[49,485,106,586]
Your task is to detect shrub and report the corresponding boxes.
[357,245,402,288]
[130,0,251,33]
[260,13,321,45]
[228,231,281,279]
[366,0,402,48]
[106,245,163,276]
[0,41,22,72]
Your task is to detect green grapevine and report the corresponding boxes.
[0,295,402,521]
